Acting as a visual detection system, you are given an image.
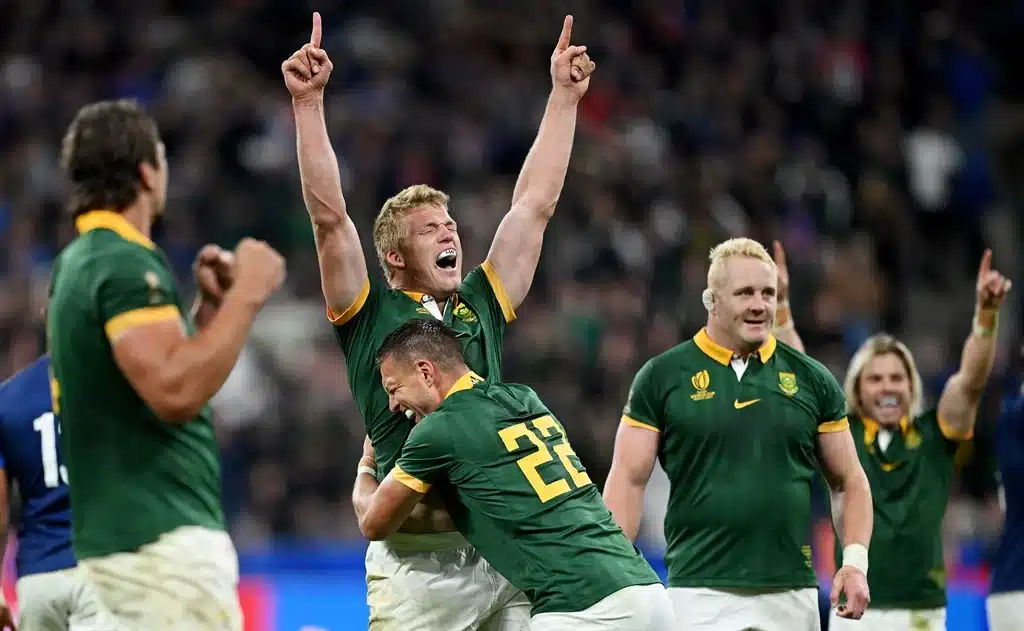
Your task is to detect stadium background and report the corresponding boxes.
[2,0,1024,629]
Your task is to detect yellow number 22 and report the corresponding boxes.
[498,415,592,503]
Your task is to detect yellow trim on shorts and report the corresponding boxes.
[938,414,974,441]
[818,417,850,433]
[327,278,370,325]
[105,305,182,340]
[392,465,431,494]
[481,259,516,323]
[622,414,659,433]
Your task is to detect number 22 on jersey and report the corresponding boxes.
[499,415,592,503]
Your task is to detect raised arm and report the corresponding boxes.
[486,16,596,309]
[111,240,284,423]
[772,241,806,353]
[937,249,1012,439]
[283,12,368,315]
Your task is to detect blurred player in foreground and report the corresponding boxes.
[0,355,107,631]
[282,11,595,630]
[355,319,674,631]
[603,237,873,630]
[821,249,1009,631]
[986,344,1024,631]
[47,99,286,630]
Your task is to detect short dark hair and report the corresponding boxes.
[60,99,161,218]
[376,320,465,370]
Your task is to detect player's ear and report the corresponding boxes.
[701,288,715,314]
[139,160,159,193]
[414,359,433,383]
[385,250,406,273]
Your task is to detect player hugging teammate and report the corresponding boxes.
[281,11,602,631]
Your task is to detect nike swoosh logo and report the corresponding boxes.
[734,399,760,409]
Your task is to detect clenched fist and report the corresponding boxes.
[233,239,286,307]
[193,244,235,306]
[282,12,334,101]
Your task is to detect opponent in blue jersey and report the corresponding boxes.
[0,355,106,630]
[989,376,1024,631]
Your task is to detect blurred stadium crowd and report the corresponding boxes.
[2,0,1024,571]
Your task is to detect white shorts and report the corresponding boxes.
[15,566,110,631]
[530,583,674,631]
[987,592,1024,631]
[668,586,820,631]
[79,526,242,631]
[829,606,945,631]
[366,531,530,631]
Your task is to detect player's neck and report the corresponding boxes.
[390,275,454,302]
[436,365,473,399]
[118,204,155,241]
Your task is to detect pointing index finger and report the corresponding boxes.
[773,240,787,267]
[556,15,573,51]
[978,248,992,279]
[311,11,322,48]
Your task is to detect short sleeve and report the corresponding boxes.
[460,261,516,327]
[96,249,181,341]
[328,278,383,356]
[621,359,662,433]
[815,366,849,434]
[392,417,453,494]
[327,277,380,327]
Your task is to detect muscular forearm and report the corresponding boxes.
[352,468,378,525]
[957,307,999,391]
[835,473,872,548]
[602,476,646,541]
[510,90,578,216]
[294,97,347,226]
[158,292,258,421]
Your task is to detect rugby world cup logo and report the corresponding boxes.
[690,370,715,401]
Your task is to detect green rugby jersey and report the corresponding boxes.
[330,261,513,479]
[622,328,849,589]
[393,373,661,615]
[47,211,224,560]
[835,410,968,608]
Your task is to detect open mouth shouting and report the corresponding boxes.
[436,248,458,270]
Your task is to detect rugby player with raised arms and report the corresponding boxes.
[281,11,595,631]
[825,249,1011,631]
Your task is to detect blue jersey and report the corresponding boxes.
[0,355,75,577]
[992,392,1024,594]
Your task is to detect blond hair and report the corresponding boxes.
[701,237,776,311]
[372,184,450,281]
[843,333,924,419]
